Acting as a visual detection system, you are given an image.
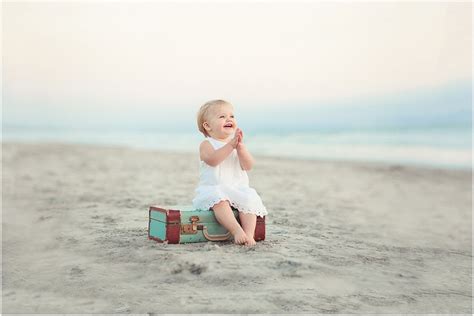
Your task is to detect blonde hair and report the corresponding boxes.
[197,99,233,137]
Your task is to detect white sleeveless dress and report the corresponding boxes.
[192,137,268,218]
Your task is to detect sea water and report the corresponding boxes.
[2,125,471,170]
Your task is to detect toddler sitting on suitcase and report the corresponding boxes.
[192,100,268,247]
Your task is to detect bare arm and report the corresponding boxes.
[200,139,237,167]
[236,143,254,170]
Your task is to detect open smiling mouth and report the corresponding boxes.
[224,123,234,128]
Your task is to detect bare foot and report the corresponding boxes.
[233,230,248,245]
[245,238,257,247]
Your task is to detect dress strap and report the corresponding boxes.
[206,137,220,150]
[207,137,229,149]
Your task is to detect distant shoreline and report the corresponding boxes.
[2,140,470,173]
[3,124,471,170]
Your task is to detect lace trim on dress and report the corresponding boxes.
[200,197,268,218]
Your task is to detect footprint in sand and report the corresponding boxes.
[103,216,116,224]
[171,261,208,275]
[37,215,53,222]
[69,266,85,277]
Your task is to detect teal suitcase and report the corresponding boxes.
[148,205,266,244]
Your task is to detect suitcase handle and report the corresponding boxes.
[198,225,232,241]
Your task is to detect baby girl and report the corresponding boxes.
[192,99,268,246]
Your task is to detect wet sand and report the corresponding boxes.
[1,142,472,313]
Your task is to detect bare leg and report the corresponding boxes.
[239,212,257,246]
[212,201,248,245]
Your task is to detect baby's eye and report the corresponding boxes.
[231,115,235,118]
[219,115,225,118]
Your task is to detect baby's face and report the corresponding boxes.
[205,105,237,139]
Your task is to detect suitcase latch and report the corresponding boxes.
[181,216,200,234]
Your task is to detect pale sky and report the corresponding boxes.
[2,1,472,128]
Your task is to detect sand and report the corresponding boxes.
[1,142,472,313]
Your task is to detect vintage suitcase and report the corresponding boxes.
[148,205,266,244]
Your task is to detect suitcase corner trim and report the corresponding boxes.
[148,206,181,244]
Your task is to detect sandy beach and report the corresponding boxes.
[1,142,472,313]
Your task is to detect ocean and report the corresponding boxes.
[2,125,471,170]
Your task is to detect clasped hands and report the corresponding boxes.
[230,128,245,150]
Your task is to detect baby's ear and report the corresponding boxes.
[203,122,211,131]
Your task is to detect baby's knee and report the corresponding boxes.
[212,200,230,209]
